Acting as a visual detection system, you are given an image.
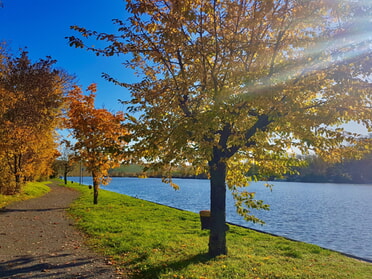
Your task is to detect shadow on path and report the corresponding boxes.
[0,182,120,278]
[0,207,70,214]
[0,253,113,278]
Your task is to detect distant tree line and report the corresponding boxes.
[59,150,372,185]
[287,152,372,184]
[57,162,208,180]
[116,152,372,184]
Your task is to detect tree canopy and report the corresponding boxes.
[68,0,372,256]
[65,84,129,204]
[0,48,70,194]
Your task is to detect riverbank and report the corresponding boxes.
[65,180,371,279]
[68,176,372,261]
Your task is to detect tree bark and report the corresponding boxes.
[208,149,228,257]
[14,174,22,194]
[63,169,68,185]
[13,155,22,194]
[92,172,99,205]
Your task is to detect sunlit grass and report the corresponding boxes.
[65,181,372,279]
[0,181,51,208]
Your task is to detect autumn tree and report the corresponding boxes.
[68,0,372,256]
[0,44,13,193]
[0,50,69,194]
[55,139,75,184]
[65,84,128,204]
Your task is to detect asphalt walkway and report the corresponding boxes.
[0,182,123,278]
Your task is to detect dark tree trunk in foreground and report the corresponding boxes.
[63,170,68,185]
[92,172,99,205]
[208,149,228,257]
[13,155,22,194]
[14,174,22,194]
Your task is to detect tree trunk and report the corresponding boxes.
[63,169,68,185]
[208,152,228,257]
[13,155,22,194]
[14,174,22,194]
[92,172,99,205]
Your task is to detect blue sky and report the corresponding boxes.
[0,0,132,112]
[0,0,369,135]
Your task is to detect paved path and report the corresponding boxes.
[0,182,124,278]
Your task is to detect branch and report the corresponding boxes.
[219,113,273,159]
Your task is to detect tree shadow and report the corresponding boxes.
[0,253,114,278]
[0,207,68,214]
[131,253,211,279]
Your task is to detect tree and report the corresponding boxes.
[68,0,372,257]
[65,84,128,204]
[55,139,75,184]
[0,50,69,193]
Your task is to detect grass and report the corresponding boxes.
[64,180,372,279]
[0,181,51,208]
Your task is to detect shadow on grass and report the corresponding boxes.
[131,253,210,279]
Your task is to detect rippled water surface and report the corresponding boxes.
[69,177,372,261]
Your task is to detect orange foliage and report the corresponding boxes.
[65,84,129,204]
[0,50,68,194]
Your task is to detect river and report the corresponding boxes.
[68,177,372,261]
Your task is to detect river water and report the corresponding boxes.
[68,177,372,261]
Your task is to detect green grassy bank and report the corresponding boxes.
[0,181,51,208]
[64,181,371,279]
